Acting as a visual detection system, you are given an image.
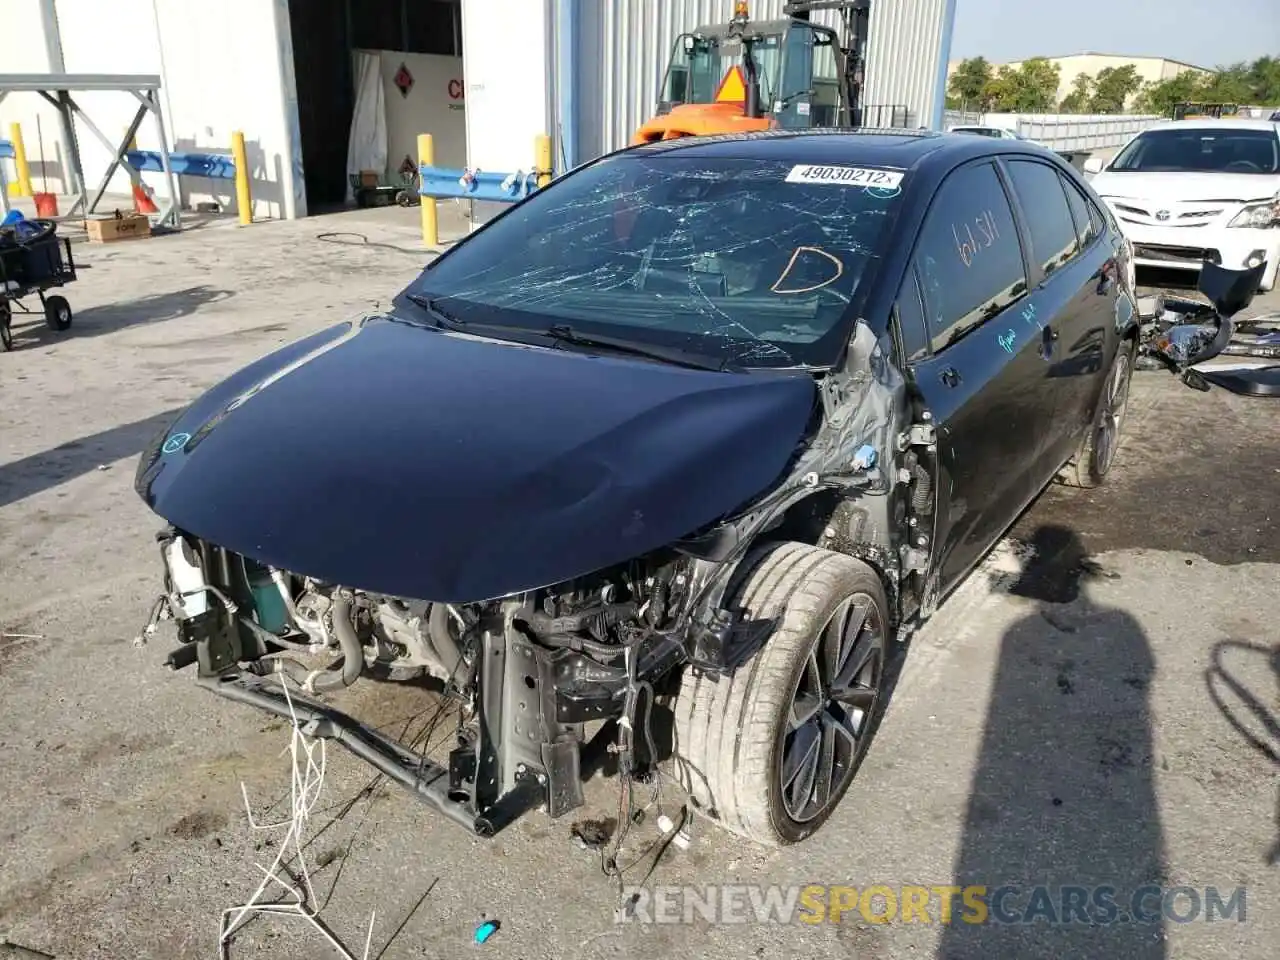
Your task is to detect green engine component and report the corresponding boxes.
[245,562,290,635]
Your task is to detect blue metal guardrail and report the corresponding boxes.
[418,164,541,204]
[126,149,236,180]
[0,140,14,160]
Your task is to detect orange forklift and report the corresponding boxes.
[633,0,872,144]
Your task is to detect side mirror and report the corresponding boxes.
[1083,157,1105,175]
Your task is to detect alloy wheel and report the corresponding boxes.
[779,593,885,823]
[1095,347,1133,475]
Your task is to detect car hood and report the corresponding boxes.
[135,316,817,602]
[1091,170,1280,204]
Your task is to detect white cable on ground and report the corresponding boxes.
[218,678,376,960]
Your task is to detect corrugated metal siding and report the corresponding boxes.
[862,0,951,130]
[572,0,953,160]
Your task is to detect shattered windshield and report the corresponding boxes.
[405,154,902,368]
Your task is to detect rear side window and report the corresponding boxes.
[1004,159,1079,276]
[1060,173,1099,248]
[1088,192,1108,238]
[911,161,1027,352]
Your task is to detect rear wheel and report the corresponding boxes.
[671,542,890,846]
[0,302,11,351]
[1061,336,1135,488]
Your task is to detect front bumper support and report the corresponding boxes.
[197,673,542,837]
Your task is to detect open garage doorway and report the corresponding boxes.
[287,0,464,213]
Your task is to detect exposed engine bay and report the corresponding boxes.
[141,529,735,833]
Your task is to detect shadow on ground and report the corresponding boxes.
[1205,637,1280,867]
[0,408,182,509]
[937,524,1169,959]
[3,286,234,351]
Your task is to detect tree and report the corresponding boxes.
[1088,64,1142,113]
[1245,55,1280,103]
[985,58,1061,112]
[1134,55,1280,116]
[1198,62,1256,104]
[1059,72,1094,112]
[948,57,993,110]
[1134,71,1206,115]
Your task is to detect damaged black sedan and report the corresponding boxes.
[135,130,1139,846]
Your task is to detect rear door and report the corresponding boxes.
[897,159,1051,592]
[1000,156,1111,473]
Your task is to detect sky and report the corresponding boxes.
[948,0,1280,68]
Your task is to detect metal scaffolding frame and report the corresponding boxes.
[0,73,181,229]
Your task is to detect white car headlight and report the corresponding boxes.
[1227,197,1280,229]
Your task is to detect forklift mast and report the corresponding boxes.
[784,0,871,126]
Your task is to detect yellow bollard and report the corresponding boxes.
[534,133,553,189]
[9,122,32,197]
[230,130,252,226]
[418,133,438,248]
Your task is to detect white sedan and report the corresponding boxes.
[1086,119,1280,291]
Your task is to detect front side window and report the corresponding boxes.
[1004,159,1079,276]
[895,268,929,362]
[406,155,903,368]
[1110,128,1280,174]
[910,161,1027,353]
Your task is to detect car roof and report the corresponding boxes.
[1142,118,1280,134]
[624,128,1052,170]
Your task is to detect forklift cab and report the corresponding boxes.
[655,15,844,130]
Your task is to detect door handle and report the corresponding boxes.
[940,366,961,388]
[1040,324,1059,360]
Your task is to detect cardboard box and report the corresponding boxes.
[84,213,152,244]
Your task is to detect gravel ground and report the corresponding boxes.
[1,212,1276,959]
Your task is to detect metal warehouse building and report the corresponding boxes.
[0,0,955,221]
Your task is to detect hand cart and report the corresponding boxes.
[0,218,77,351]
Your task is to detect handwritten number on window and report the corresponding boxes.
[953,210,1001,268]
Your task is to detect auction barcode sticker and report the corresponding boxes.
[785,165,904,188]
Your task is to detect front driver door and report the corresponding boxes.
[897,159,1052,593]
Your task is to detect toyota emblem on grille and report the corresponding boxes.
[1155,209,1171,221]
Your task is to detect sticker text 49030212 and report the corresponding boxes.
[785,165,904,188]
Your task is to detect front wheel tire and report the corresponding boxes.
[671,542,890,846]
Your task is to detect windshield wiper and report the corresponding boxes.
[545,323,739,372]
[404,292,467,329]
[403,296,741,371]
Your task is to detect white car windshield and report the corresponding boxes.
[1110,128,1280,174]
